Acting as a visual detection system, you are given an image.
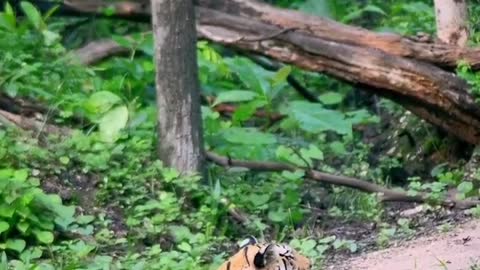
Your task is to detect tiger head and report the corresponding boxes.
[217,236,312,270]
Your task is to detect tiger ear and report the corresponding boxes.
[253,244,277,268]
[238,236,258,249]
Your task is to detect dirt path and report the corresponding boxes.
[329,219,480,270]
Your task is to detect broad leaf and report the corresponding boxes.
[0,3,16,31]
[98,105,129,142]
[288,101,352,135]
[20,1,45,30]
[33,230,54,244]
[222,127,276,145]
[6,239,26,253]
[271,66,292,86]
[318,92,343,105]
[84,91,122,116]
[232,100,267,124]
[212,90,258,106]
[0,222,9,234]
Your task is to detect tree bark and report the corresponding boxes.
[151,0,204,174]
[434,0,469,47]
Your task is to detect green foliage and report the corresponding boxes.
[2,0,479,268]
[457,61,480,101]
[0,167,74,252]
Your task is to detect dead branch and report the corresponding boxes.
[205,151,480,209]
[0,109,72,136]
[74,39,130,65]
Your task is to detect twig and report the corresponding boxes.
[205,151,480,209]
[248,55,320,103]
[240,27,297,42]
[0,109,72,136]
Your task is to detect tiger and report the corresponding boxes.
[217,236,312,270]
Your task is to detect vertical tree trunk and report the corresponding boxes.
[434,0,468,47]
[151,0,204,174]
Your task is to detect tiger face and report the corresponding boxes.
[217,237,312,270]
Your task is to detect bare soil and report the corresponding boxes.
[328,219,480,270]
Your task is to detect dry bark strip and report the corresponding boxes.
[74,38,130,65]
[205,151,480,209]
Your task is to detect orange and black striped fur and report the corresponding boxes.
[217,237,311,270]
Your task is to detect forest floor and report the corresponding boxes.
[326,216,480,270]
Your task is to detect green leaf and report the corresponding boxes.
[59,156,70,165]
[213,179,221,200]
[178,242,192,253]
[268,209,288,223]
[0,252,7,270]
[276,146,309,167]
[363,5,386,15]
[6,239,26,253]
[0,169,13,180]
[226,58,266,94]
[84,91,123,115]
[271,66,291,86]
[98,105,129,142]
[288,101,352,135]
[33,230,54,244]
[42,30,61,46]
[0,2,16,31]
[13,169,28,182]
[329,141,347,155]
[16,221,29,234]
[301,144,324,161]
[281,170,305,180]
[457,182,473,195]
[213,90,258,106]
[42,4,60,22]
[20,1,45,30]
[346,109,380,125]
[53,205,76,229]
[112,35,134,48]
[232,100,267,123]
[76,215,95,225]
[318,92,343,105]
[298,0,333,18]
[222,127,276,145]
[0,205,14,218]
[0,222,9,234]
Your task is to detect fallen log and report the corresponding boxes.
[16,0,480,68]
[7,0,480,144]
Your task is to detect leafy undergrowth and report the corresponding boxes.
[1,1,480,270]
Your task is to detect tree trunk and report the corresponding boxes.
[151,0,204,174]
[434,0,469,47]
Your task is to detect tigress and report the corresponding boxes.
[217,236,312,270]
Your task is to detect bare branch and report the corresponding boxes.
[206,151,480,209]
